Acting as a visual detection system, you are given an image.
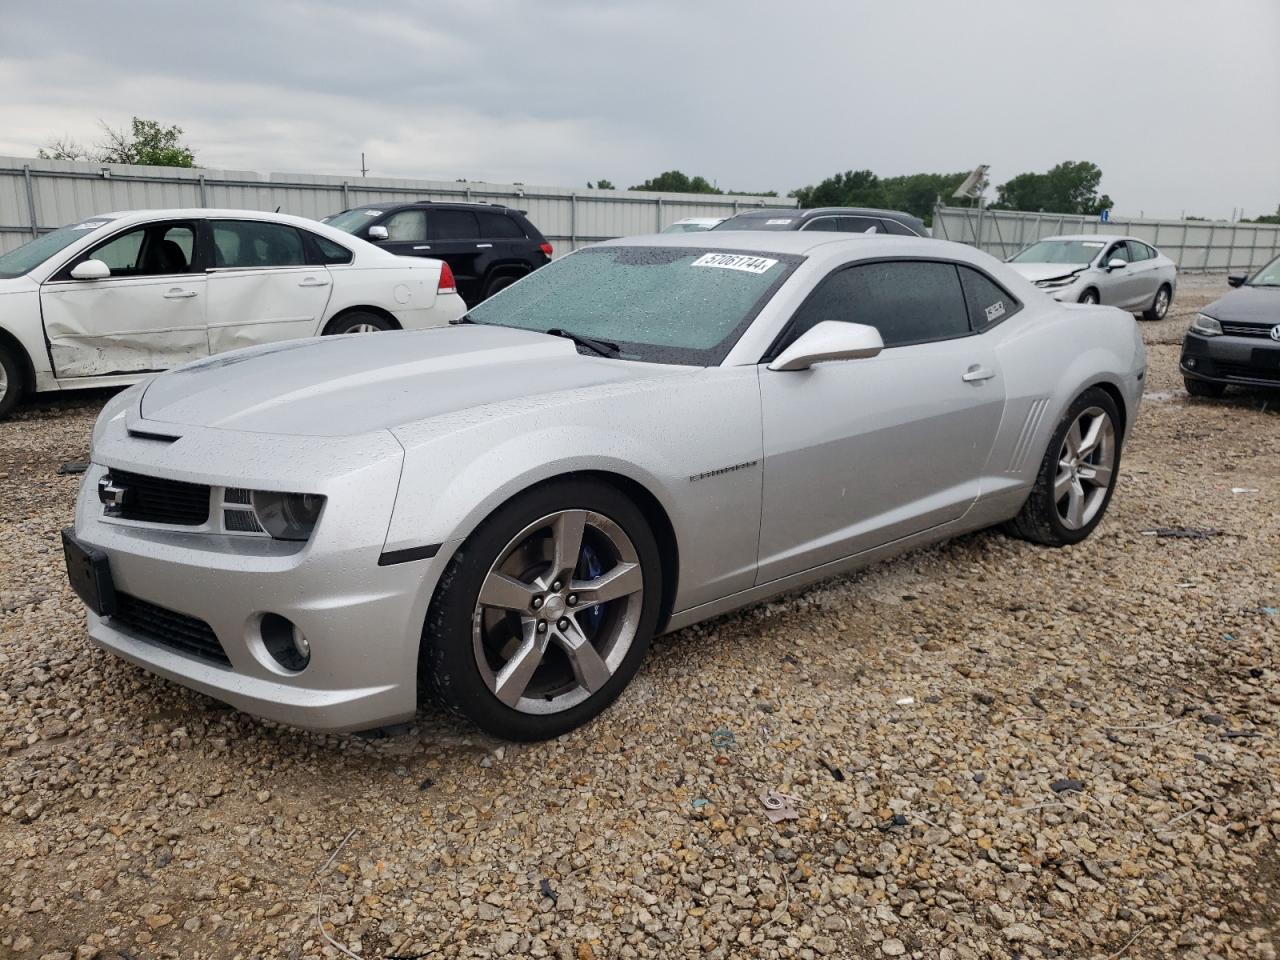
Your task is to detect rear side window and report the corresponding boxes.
[785,260,971,349]
[384,209,427,242]
[958,266,1021,331]
[1131,242,1155,261]
[212,221,305,268]
[428,210,481,241]
[477,211,525,238]
[308,232,353,265]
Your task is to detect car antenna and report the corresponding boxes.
[275,205,281,213]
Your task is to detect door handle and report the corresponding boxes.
[298,277,331,287]
[476,243,493,249]
[962,365,996,382]
[163,289,198,299]
[413,245,432,250]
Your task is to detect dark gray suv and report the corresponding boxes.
[713,206,929,237]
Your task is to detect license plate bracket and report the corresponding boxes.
[61,528,117,617]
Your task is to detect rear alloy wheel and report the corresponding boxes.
[1143,284,1172,321]
[1078,289,1100,305]
[1184,377,1226,399]
[422,480,662,740]
[1005,388,1121,546]
[0,345,23,420]
[325,311,395,335]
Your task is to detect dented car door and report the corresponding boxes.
[204,219,334,354]
[40,219,208,378]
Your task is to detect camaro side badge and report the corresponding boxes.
[689,460,759,482]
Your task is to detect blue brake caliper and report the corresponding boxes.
[575,544,605,633]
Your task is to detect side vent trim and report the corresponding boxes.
[1007,398,1049,474]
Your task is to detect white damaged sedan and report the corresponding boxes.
[65,232,1145,740]
[0,209,466,418]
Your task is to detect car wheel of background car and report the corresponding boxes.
[1143,284,1172,321]
[421,478,663,741]
[482,274,521,300]
[323,311,395,335]
[1078,289,1100,305]
[1184,377,1226,399]
[1004,387,1122,547]
[0,344,24,420]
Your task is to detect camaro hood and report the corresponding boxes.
[1202,286,1280,324]
[139,325,686,437]
[1006,263,1087,283]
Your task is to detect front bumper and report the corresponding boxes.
[71,424,452,733]
[1180,331,1280,389]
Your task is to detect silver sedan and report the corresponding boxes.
[1007,234,1177,319]
[66,232,1146,739]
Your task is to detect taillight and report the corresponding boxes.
[437,261,456,294]
[539,242,553,258]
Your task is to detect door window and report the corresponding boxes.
[88,223,197,277]
[1104,241,1131,264]
[383,209,427,242]
[800,217,838,231]
[881,218,918,236]
[784,260,971,350]
[428,210,481,241]
[958,266,1022,331]
[835,216,885,233]
[477,211,525,238]
[211,221,306,268]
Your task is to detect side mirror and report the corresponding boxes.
[367,225,389,241]
[1227,274,1247,288]
[768,321,884,372]
[70,259,111,280]
[1106,258,1127,271]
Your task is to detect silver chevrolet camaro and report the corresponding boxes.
[65,232,1146,740]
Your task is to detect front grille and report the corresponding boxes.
[1216,361,1280,383]
[1221,323,1275,339]
[105,470,210,526]
[111,593,230,667]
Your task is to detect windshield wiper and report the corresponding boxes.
[544,328,620,358]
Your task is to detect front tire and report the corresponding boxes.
[1005,387,1122,547]
[421,479,663,741]
[1142,284,1172,321]
[0,344,24,420]
[324,311,395,335]
[1078,289,1100,305]
[1184,377,1226,399]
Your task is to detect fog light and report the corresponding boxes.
[261,613,310,672]
[1186,358,1198,369]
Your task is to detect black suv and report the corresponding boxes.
[324,201,553,305]
[714,206,929,237]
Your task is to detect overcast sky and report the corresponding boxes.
[1,0,1276,219]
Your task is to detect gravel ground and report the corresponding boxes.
[2,274,1277,960]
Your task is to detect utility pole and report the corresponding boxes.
[360,153,369,178]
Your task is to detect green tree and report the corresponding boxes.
[629,170,722,194]
[791,169,884,209]
[789,169,969,224]
[1244,204,1280,225]
[38,117,196,167]
[587,179,616,190]
[991,161,1112,215]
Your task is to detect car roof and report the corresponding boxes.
[1042,233,1140,244]
[729,206,916,221]
[599,230,966,259]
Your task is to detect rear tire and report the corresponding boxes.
[1184,377,1226,399]
[481,274,521,301]
[0,344,24,421]
[421,479,663,741]
[1004,387,1122,547]
[324,311,395,335]
[1142,284,1172,321]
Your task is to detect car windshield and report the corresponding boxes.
[660,222,716,233]
[465,245,801,365]
[1248,254,1280,286]
[323,209,384,233]
[0,218,115,279]
[1011,239,1105,265]
[713,214,797,231]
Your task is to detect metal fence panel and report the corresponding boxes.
[932,205,1280,273]
[0,156,795,255]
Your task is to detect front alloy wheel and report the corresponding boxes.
[421,479,662,740]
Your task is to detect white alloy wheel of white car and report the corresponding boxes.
[0,209,466,419]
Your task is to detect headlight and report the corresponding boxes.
[1191,314,1222,337]
[250,491,326,541]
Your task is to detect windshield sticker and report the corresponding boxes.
[1081,241,1105,247]
[985,301,1006,323]
[72,219,111,231]
[765,219,792,225]
[691,253,779,274]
